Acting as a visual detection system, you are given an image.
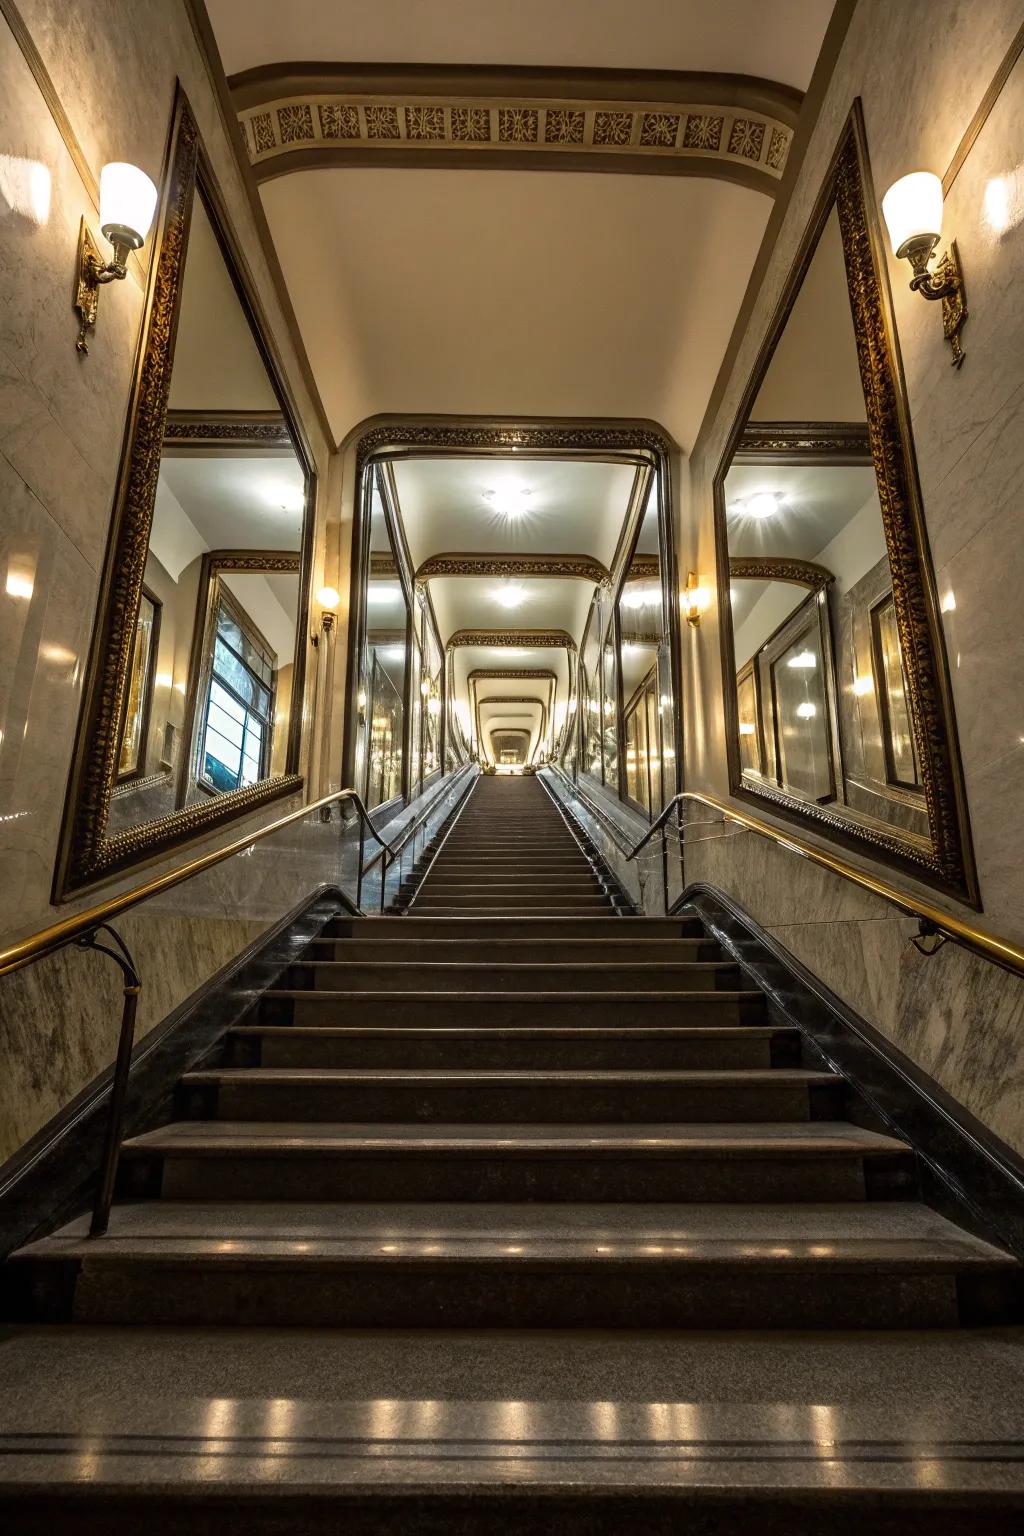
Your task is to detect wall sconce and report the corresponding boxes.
[311,585,340,647]
[881,171,967,367]
[682,571,710,628]
[74,162,158,354]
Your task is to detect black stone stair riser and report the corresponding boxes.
[322,917,704,938]
[281,964,744,994]
[303,939,726,963]
[184,1079,842,1125]
[122,1150,899,1204]
[26,1262,976,1330]
[260,994,769,1029]
[230,1031,798,1071]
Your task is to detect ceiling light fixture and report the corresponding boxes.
[483,484,532,518]
[787,650,817,669]
[495,584,526,609]
[796,701,818,719]
[742,491,784,519]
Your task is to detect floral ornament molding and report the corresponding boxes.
[231,65,797,190]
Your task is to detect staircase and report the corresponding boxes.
[399,771,624,915]
[2,772,1021,1526]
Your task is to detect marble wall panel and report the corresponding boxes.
[0,0,344,1167]
[684,0,1024,1152]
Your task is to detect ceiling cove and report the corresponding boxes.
[230,65,800,191]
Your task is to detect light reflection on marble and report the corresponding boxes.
[1,1326,1024,1494]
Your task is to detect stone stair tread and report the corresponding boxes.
[232,1024,789,1039]
[122,1119,910,1156]
[183,1067,839,1086]
[294,960,737,973]
[265,988,767,1001]
[14,1200,1014,1268]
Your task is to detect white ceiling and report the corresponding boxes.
[428,575,595,650]
[156,454,306,551]
[168,195,280,414]
[751,208,866,422]
[393,456,636,569]
[208,0,834,89]
[262,168,772,450]
[724,463,879,560]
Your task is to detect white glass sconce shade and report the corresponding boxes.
[882,172,943,256]
[99,162,158,248]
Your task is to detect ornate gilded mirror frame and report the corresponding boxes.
[343,418,681,799]
[712,102,978,905]
[54,86,316,899]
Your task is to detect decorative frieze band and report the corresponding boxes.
[238,94,792,186]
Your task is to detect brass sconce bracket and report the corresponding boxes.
[311,610,336,649]
[900,234,968,368]
[73,217,133,355]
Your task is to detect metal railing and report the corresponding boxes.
[542,769,1024,980]
[363,763,477,911]
[0,784,411,1236]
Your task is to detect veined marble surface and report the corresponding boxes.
[687,830,1024,1159]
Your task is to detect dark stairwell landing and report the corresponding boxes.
[1,773,1023,1530]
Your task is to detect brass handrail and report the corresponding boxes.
[660,789,1024,977]
[0,783,393,1236]
[360,762,477,880]
[544,770,1024,979]
[0,786,390,980]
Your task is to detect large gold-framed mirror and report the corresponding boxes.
[55,88,315,898]
[713,104,977,904]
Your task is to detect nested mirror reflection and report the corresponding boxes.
[345,434,678,827]
[56,94,313,896]
[715,110,975,900]
[108,192,307,836]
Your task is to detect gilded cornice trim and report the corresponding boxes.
[449,629,576,651]
[416,552,609,583]
[163,410,292,449]
[624,553,661,581]
[468,669,557,681]
[231,64,798,190]
[369,552,399,577]
[737,420,872,462]
[729,556,833,589]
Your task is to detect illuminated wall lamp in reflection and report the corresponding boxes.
[796,702,818,719]
[787,650,817,669]
[881,171,968,367]
[682,571,710,628]
[738,722,756,736]
[74,162,158,353]
[311,585,340,647]
[852,674,874,696]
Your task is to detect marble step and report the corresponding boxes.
[281,961,743,994]
[303,936,726,963]
[176,1067,843,1125]
[115,1120,916,1204]
[416,872,602,887]
[323,916,704,939]
[7,1201,1017,1330]
[259,989,769,1029]
[226,1023,800,1071]
[2,1326,1024,1533]
[415,882,605,898]
[411,896,615,910]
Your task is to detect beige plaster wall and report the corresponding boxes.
[684,0,1024,1154]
